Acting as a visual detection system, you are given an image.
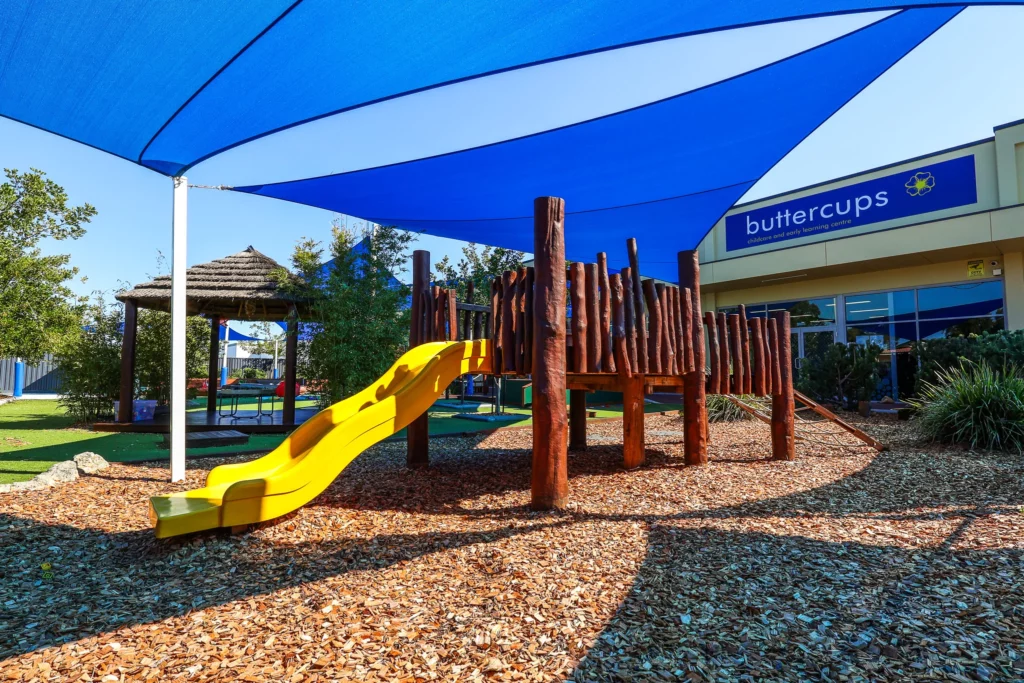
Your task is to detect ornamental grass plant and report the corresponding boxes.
[911,360,1024,452]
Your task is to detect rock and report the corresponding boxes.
[10,479,46,492]
[0,484,10,494]
[73,452,109,474]
[36,460,79,486]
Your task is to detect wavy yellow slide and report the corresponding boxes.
[149,340,491,538]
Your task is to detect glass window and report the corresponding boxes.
[844,290,915,323]
[846,322,917,351]
[767,297,836,327]
[919,315,1005,340]
[917,281,1004,320]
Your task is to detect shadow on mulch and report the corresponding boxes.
[2,434,1021,677]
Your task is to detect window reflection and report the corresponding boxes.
[919,316,1004,339]
[846,322,917,351]
[766,297,836,327]
[844,290,914,322]
[917,281,1004,319]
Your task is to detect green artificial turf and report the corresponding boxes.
[0,398,681,484]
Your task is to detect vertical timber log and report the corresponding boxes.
[681,287,695,373]
[770,312,796,461]
[768,318,781,393]
[430,285,440,341]
[463,281,474,340]
[569,389,587,450]
[622,267,638,370]
[118,300,139,422]
[473,311,482,342]
[447,289,457,342]
[717,312,730,394]
[206,314,220,416]
[597,253,614,373]
[501,271,517,373]
[642,279,662,374]
[661,285,676,375]
[524,267,535,374]
[728,314,743,395]
[750,318,766,397]
[407,250,431,468]
[763,320,774,395]
[570,262,588,373]
[739,304,752,394]
[627,239,648,373]
[622,372,645,469]
[531,197,568,510]
[610,274,630,377]
[705,312,720,394]
[677,250,708,465]
[585,263,601,372]
[515,267,527,374]
[490,279,502,372]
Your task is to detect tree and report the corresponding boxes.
[280,222,414,406]
[134,309,211,403]
[0,168,96,362]
[432,242,525,305]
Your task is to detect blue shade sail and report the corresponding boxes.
[238,8,961,282]
[0,1,1011,175]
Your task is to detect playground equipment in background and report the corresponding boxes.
[148,341,490,537]
[150,196,802,537]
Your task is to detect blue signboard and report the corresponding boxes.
[725,155,978,252]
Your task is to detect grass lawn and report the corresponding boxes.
[0,398,680,484]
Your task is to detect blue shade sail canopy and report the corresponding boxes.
[238,8,961,281]
[0,0,1012,176]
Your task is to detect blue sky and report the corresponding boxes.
[2,6,1023,306]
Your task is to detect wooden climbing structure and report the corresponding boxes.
[406,196,797,510]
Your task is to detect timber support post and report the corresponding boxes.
[206,314,220,416]
[531,197,568,510]
[569,389,587,450]
[283,308,298,425]
[407,250,431,469]
[770,311,796,461]
[118,300,138,423]
[677,250,707,465]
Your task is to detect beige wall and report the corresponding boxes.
[693,120,1024,331]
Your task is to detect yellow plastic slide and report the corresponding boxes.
[149,340,491,538]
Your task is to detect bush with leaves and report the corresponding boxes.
[54,294,210,421]
[910,360,1024,452]
[796,341,882,408]
[134,309,211,402]
[53,296,123,423]
[1,168,95,363]
[280,224,413,408]
[913,329,1024,394]
[230,366,264,380]
[432,243,525,305]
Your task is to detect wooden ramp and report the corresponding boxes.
[727,390,886,452]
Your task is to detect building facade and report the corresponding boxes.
[697,119,1024,399]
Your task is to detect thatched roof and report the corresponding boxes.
[116,246,312,320]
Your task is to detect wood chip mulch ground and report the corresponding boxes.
[1,415,1022,682]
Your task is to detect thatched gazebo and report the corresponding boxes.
[115,246,312,428]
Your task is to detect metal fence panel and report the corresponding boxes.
[0,354,64,394]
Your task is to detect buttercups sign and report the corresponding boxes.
[725,155,978,252]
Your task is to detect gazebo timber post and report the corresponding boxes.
[283,307,298,426]
[206,315,221,416]
[117,299,139,423]
[678,250,708,465]
[407,250,431,469]
[531,196,568,510]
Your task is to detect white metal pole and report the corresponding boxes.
[170,176,188,482]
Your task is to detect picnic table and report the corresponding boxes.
[217,383,279,419]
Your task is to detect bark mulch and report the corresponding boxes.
[1,415,1022,682]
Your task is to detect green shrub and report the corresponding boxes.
[53,293,210,422]
[53,296,122,423]
[796,342,882,407]
[913,329,1024,393]
[706,394,752,423]
[910,360,1024,452]
[230,366,263,380]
